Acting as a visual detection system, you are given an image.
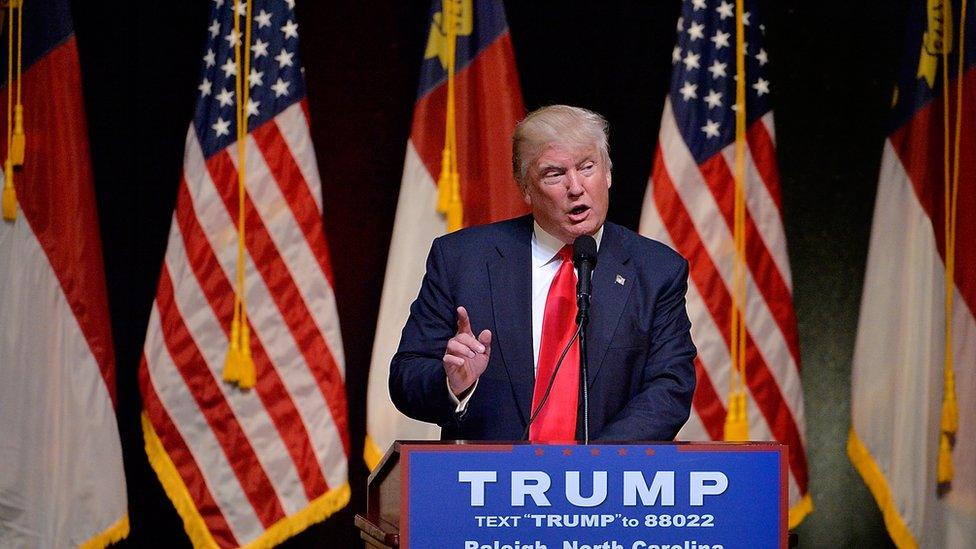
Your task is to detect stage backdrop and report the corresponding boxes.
[70,0,906,546]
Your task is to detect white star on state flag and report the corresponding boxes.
[221,58,237,78]
[688,21,705,41]
[710,30,730,50]
[701,119,721,138]
[225,28,241,48]
[753,77,770,96]
[704,89,723,109]
[271,78,290,97]
[679,81,698,101]
[281,20,299,39]
[198,78,212,97]
[708,59,727,79]
[716,1,734,19]
[682,51,701,70]
[756,48,769,66]
[216,88,234,107]
[246,98,261,118]
[252,38,269,59]
[212,117,230,137]
[275,49,294,68]
[254,9,272,28]
[249,68,264,88]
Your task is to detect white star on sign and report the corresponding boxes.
[254,9,272,29]
[203,49,216,68]
[248,68,264,88]
[682,51,701,70]
[672,46,682,64]
[701,119,721,138]
[225,29,241,48]
[716,1,734,19]
[679,81,698,101]
[246,98,260,118]
[704,89,723,109]
[209,19,221,38]
[692,0,706,10]
[756,48,769,66]
[216,88,235,107]
[688,21,705,41]
[198,78,212,97]
[710,30,730,50]
[275,49,295,68]
[221,58,237,78]
[212,117,230,137]
[271,78,290,97]
[708,59,727,79]
[251,38,269,59]
[281,20,299,39]
[753,77,770,96]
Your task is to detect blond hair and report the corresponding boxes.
[512,104,611,187]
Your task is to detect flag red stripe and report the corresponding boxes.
[206,152,351,456]
[140,367,239,548]
[155,264,286,527]
[698,154,802,367]
[174,180,330,499]
[2,36,117,405]
[747,120,784,212]
[691,356,726,440]
[890,66,976,317]
[409,31,528,226]
[652,147,809,492]
[252,120,336,286]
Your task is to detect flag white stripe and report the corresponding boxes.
[0,216,127,548]
[659,101,804,425]
[164,226,309,516]
[275,103,323,213]
[182,130,348,490]
[143,301,262,543]
[366,141,445,458]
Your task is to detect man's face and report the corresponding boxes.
[522,142,611,244]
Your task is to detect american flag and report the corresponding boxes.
[139,1,349,547]
[639,0,811,526]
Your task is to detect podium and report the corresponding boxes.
[356,441,795,548]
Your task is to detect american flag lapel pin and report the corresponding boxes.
[615,274,626,286]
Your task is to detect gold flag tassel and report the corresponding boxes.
[436,0,463,231]
[9,0,23,166]
[222,0,256,389]
[937,0,965,485]
[724,0,750,442]
[2,0,20,220]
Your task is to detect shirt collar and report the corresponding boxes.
[531,221,604,268]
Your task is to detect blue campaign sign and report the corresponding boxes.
[400,443,786,549]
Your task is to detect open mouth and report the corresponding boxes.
[569,205,590,215]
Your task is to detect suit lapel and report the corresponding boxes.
[586,223,634,387]
[487,217,535,426]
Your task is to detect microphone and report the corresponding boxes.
[573,235,598,326]
[572,234,597,444]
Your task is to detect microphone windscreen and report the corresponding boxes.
[573,234,598,266]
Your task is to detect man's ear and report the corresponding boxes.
[606,171,612,189]
[520,182,532,205]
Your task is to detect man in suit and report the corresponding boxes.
[389,105,696,442]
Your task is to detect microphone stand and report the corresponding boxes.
[577,292,590,445]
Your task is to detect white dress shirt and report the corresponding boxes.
[449,221,603,411]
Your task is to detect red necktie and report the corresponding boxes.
[530,245,579,442]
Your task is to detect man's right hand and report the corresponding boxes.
[443,306,492,396]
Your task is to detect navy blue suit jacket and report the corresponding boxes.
[389,215,697,441]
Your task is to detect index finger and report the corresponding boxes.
[456,306,473,336]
